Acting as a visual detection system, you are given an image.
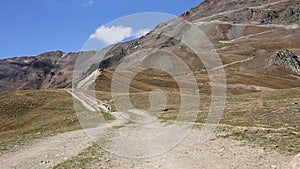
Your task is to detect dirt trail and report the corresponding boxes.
[0,90,126,169]
[0,128,293,169]
[0,130,92,169]
[0,90,295,169]
[91,130,292,169]
[0,127,293,169]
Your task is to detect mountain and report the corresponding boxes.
[1,0,300,164]
[1,0,300,91]
[1,51,75,91]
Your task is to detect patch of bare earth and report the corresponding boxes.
[88,129,292,169]
[0,127,293,169]
[0,130,92,169]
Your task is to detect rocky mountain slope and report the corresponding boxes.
[0,51,97,91]
[1,0,300,91]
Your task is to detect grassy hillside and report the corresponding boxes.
[0,69,299,156]
[0,90,81,152]
[94,69,300,154]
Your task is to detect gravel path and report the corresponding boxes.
[88,125,293,169]
[0,130,92,169]
[0,126,294,169]
[0,90,295,169]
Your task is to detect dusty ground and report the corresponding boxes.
[0,129,92,169]
[0,90,297,169]
[91,130,292,169]
[0,127,293,169]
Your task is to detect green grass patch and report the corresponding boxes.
[101,111,115,122]
[112,125,125,129]
[53,144,105,169]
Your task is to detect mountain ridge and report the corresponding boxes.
[1,0,300,91]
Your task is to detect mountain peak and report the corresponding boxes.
[38,50,65,58]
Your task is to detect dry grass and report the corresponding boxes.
[219,88,300,155]
[0,68,299,156]
[94,69,300,155]
[53,143,105,169]
[0,90,81,152]
[227,73,300,89]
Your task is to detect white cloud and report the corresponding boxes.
[132,28,151,38]
[83,0,94,7]
[90,25,132,45]
[89,25,150,45]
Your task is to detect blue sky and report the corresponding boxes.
[0,0,203,59]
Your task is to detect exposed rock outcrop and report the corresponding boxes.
[285,8,300,24]
[261,11,279,24]
[273,50,300,75]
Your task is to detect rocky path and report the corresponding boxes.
[0,127,294,169]
[0,129,92,169]
[0,90,296,169]
[0,128,295,169]
[90,130,293,169]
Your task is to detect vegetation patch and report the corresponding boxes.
[0,90,81,153]
[53,144,105,169]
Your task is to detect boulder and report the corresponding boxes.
[273,50,300,75]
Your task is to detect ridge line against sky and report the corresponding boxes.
[0,0,203,59]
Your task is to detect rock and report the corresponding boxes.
[285,8,300,23]
[181,11,191,19]
[273,50,300,75]
[261,11,279,24]
[160,37,181,49]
